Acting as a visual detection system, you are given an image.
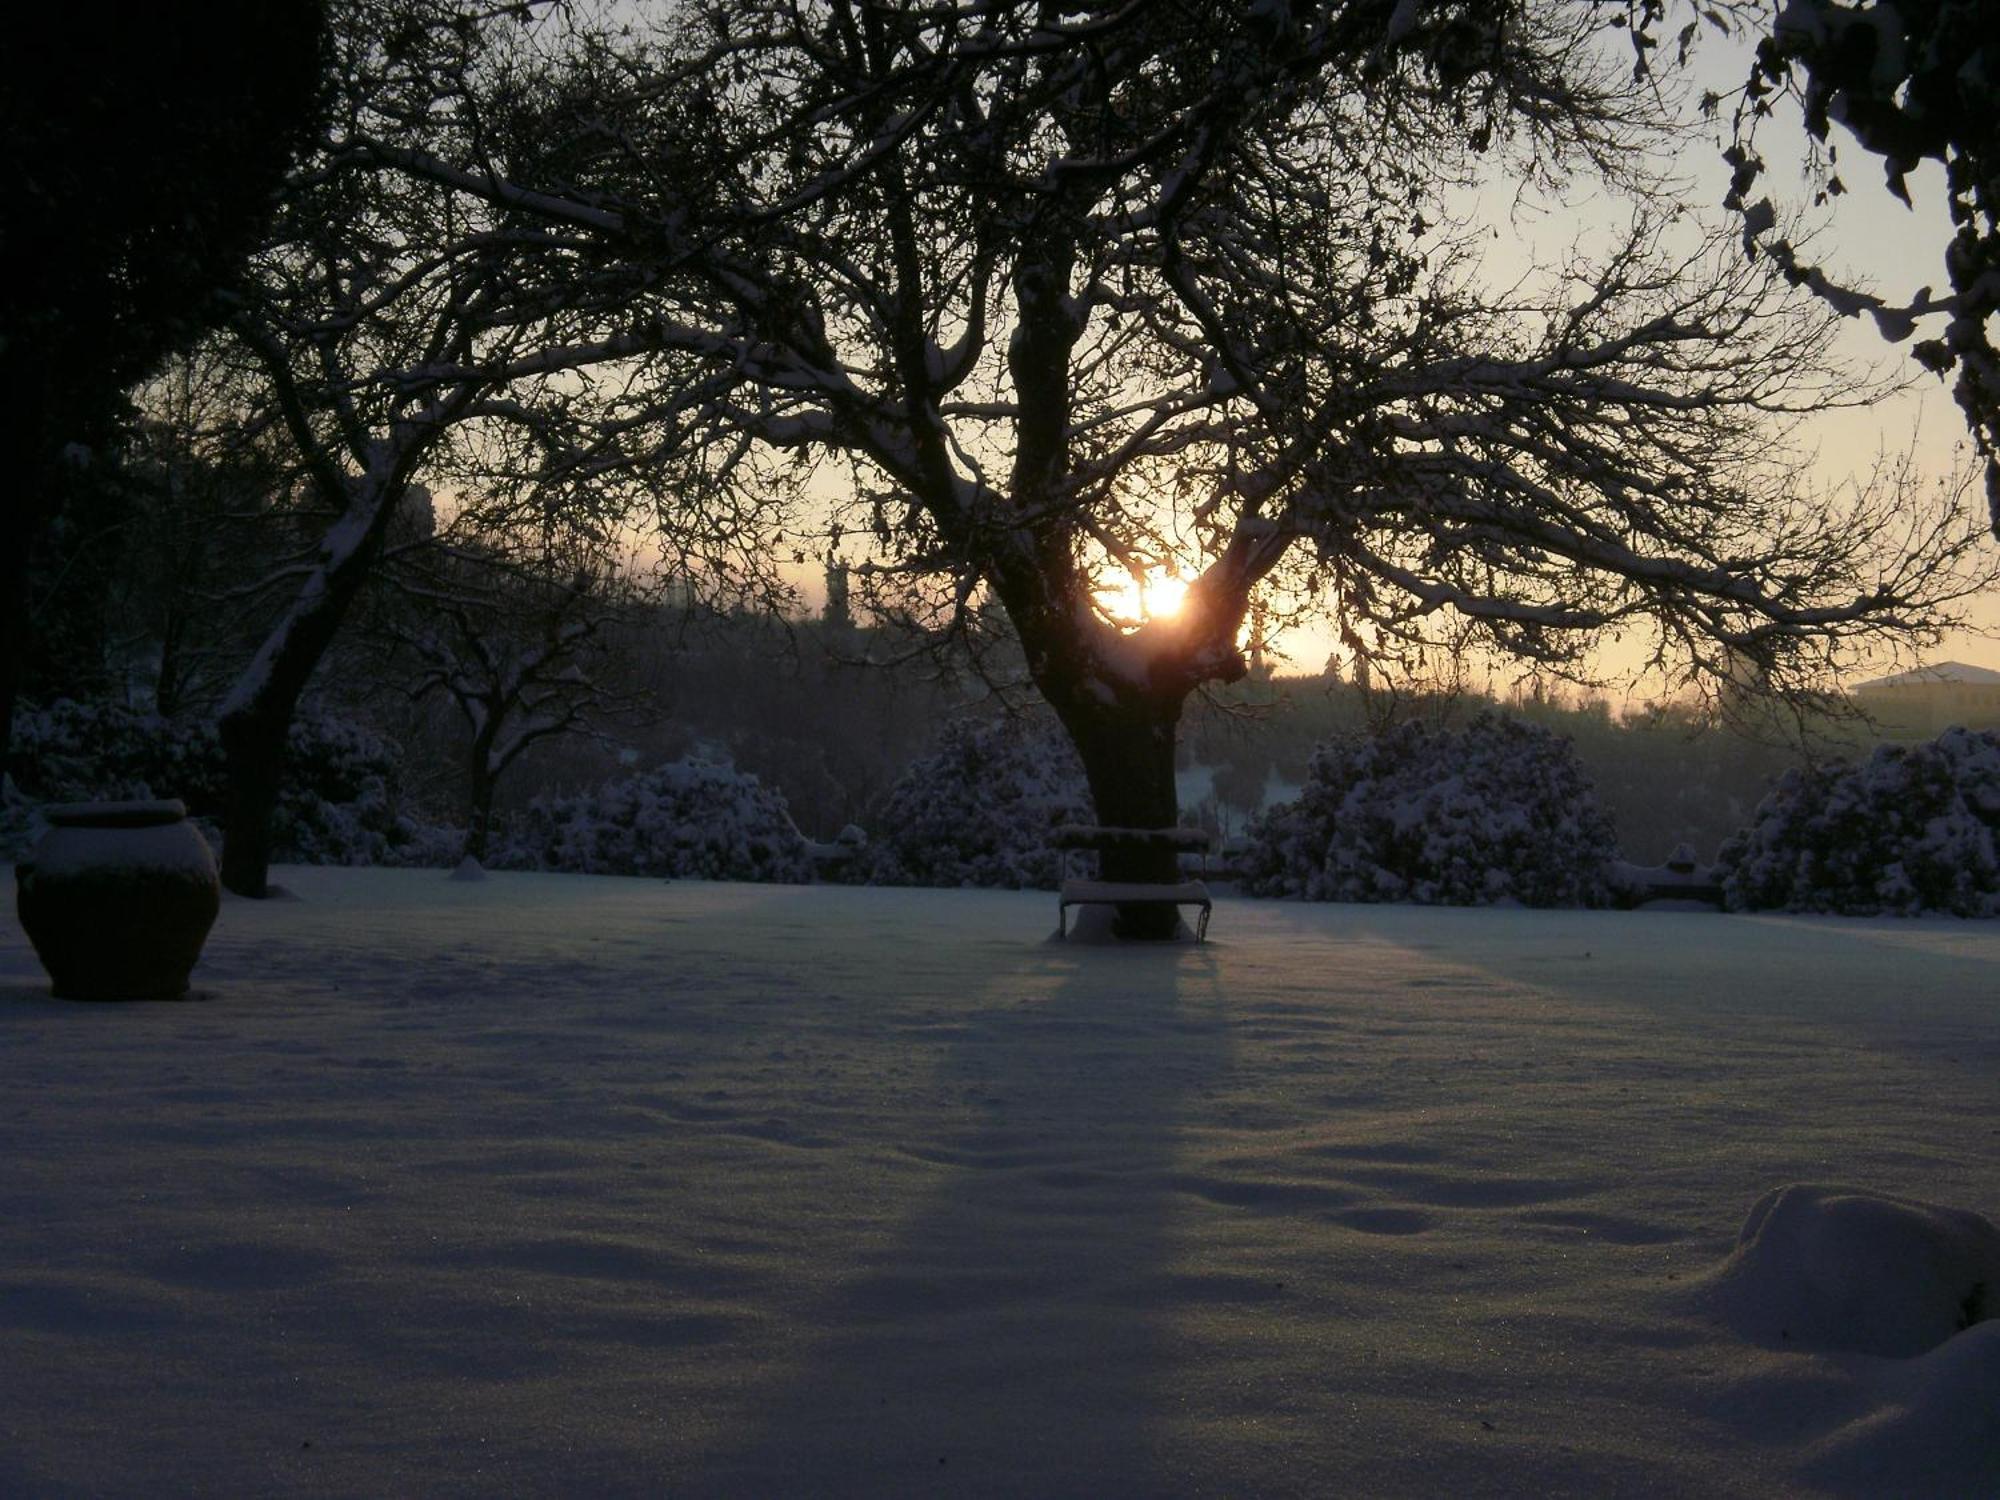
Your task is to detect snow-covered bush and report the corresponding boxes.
[3,698,432,865]
[1715,727,2000,916]
[864,717,1090,889]
[1239,711,1618,907]
[269,716,432,867]
[496,757,813,881]
[8,698,228,811]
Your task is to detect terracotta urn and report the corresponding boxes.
[15,799,222,1000]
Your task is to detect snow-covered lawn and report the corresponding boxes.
[4,869,1998,1497]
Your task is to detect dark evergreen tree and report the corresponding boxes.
[0,0,323,775]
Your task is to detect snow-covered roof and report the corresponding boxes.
[1853,660,2000,690]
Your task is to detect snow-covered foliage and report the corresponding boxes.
[0,778,43,868]
[864,718,1090,890]
[495,758,812,882]
[1239,711,1618,907]
[1714,728,2000,916]
[2,698,431,866]
[269,716,435,868]
[9,698,226,812]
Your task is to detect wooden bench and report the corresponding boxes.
[1610,843,1724,909]
[1054,824,1213,942]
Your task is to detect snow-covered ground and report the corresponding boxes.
[4,869,1998,1497]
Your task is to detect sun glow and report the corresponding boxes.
[1096,569,1189,625]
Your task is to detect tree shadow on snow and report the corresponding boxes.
[695,939,1231,1496]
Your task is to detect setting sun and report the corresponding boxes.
[1096,569,1188,625]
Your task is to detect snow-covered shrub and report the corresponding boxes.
[8,698,228,811]
[270,716,432,866]
[497,757,813,881]
[1239,711,1618,907]
[1714,728,2000,916]
[3,698,432,865]
[865,717,1090,889]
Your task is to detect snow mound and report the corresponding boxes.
[447,855,486,883]
[1803,1320,2000,1495]
[1712,1184,2000,1358]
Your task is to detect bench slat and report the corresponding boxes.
[1060,879,1211,905]
[1057,877,1211,942]
[1053,824,1211,853]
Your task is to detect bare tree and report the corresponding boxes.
[367,1,1995,932]
[383,543,644,863]
[209,1,793,895]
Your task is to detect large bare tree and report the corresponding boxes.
[210,1,792,895]
[363,1,1993,931]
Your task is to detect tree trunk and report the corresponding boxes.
[154,602,189,719]
[216,477,399,896]
[218,710,283,897]
[1049,686,1188,939]
[465,751,495,864]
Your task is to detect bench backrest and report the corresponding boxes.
[1052,824,1212,854]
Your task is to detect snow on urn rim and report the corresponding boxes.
[42,799,189,828]
[26,802,217,883]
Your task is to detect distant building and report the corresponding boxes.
[823,561,853,631]
[394,482,434,540]
[1850,661,2000,738]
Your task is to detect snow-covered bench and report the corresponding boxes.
[802,823,868,879]
[1054,825,1213,942]
[1610,842,1725,909]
